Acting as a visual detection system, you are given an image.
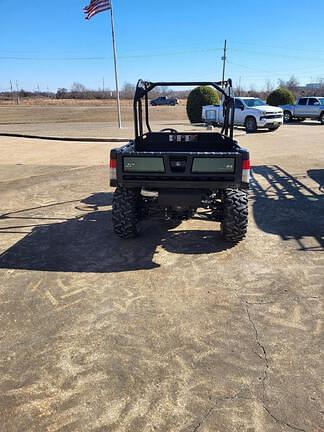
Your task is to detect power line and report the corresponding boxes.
[1,44,324,63]
[230,40,324,55]
[0,47,225,62]
[230,47,324,63]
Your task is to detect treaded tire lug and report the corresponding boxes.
[112,187,141,239]
[221,188,248,243]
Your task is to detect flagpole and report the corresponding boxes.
[109,0,122,129]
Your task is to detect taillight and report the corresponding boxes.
[109,157,117,181]
[242,159,250,184]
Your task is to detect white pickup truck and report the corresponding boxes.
[202,97,283,133]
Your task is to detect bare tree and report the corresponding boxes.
[71,82,87,92]
[121,82,136,99]
[265,79,275,93]
[278,75,299,95]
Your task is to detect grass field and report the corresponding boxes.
[0,98,187,124]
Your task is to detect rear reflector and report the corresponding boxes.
[110,159,117,169]
[109,158,117,181]
[242,159,250,183]
[242,159,250,170]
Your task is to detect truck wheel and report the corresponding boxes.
[112,187,142,239]
[268,124,280,132]
[221,189,248,243]
[320,113,324,124]
[283,110,292,123]
[245,117,257,133]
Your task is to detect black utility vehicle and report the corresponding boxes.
[110,79,250,244]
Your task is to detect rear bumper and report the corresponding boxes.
[111,178,249,190]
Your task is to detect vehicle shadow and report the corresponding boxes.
[0,192,233,273]
[251,165,324,251]
[284,120,322,126]
[307,169,324,192]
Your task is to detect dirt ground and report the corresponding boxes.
[0,116,323,431]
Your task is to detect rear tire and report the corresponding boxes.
[112,187,142,239]
[221,189,248,243]
[245,116,257,133]
[283,110,292,123]
[320,112,324,125]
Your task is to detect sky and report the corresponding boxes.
[1,0,324,92]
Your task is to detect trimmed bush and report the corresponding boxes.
[186,86,220,123]
[267,87,295,106]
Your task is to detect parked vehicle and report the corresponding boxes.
[150,96,179,106]
[202,97,283,133]
[110,79,250,244]
[280,97,324,124]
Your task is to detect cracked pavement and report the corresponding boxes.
[0,122,323,431]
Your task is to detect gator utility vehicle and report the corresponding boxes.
[110,79,250,244]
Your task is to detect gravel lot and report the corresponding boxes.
[0,120,323,431]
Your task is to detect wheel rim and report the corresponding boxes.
[284,112,291,122]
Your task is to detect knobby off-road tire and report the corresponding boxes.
[221,188,248,243]
[112,187,142,239]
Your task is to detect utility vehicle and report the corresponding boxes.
[110,79,250,244]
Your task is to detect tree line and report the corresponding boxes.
[0,76,323,101]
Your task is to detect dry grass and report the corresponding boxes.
[0,99,187,124]
[0,98,134,107]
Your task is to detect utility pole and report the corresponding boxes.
[109,1,122,128]
[10,80,14,104]
[15,81,20,105]
[221,39,227,87]
[103,77,105,93]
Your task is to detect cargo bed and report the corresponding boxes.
[111,131,248,189]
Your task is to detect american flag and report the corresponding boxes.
[84,0,111,20]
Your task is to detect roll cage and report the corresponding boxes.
[133,79,235,139]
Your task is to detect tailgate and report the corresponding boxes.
[112,150,247,189]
